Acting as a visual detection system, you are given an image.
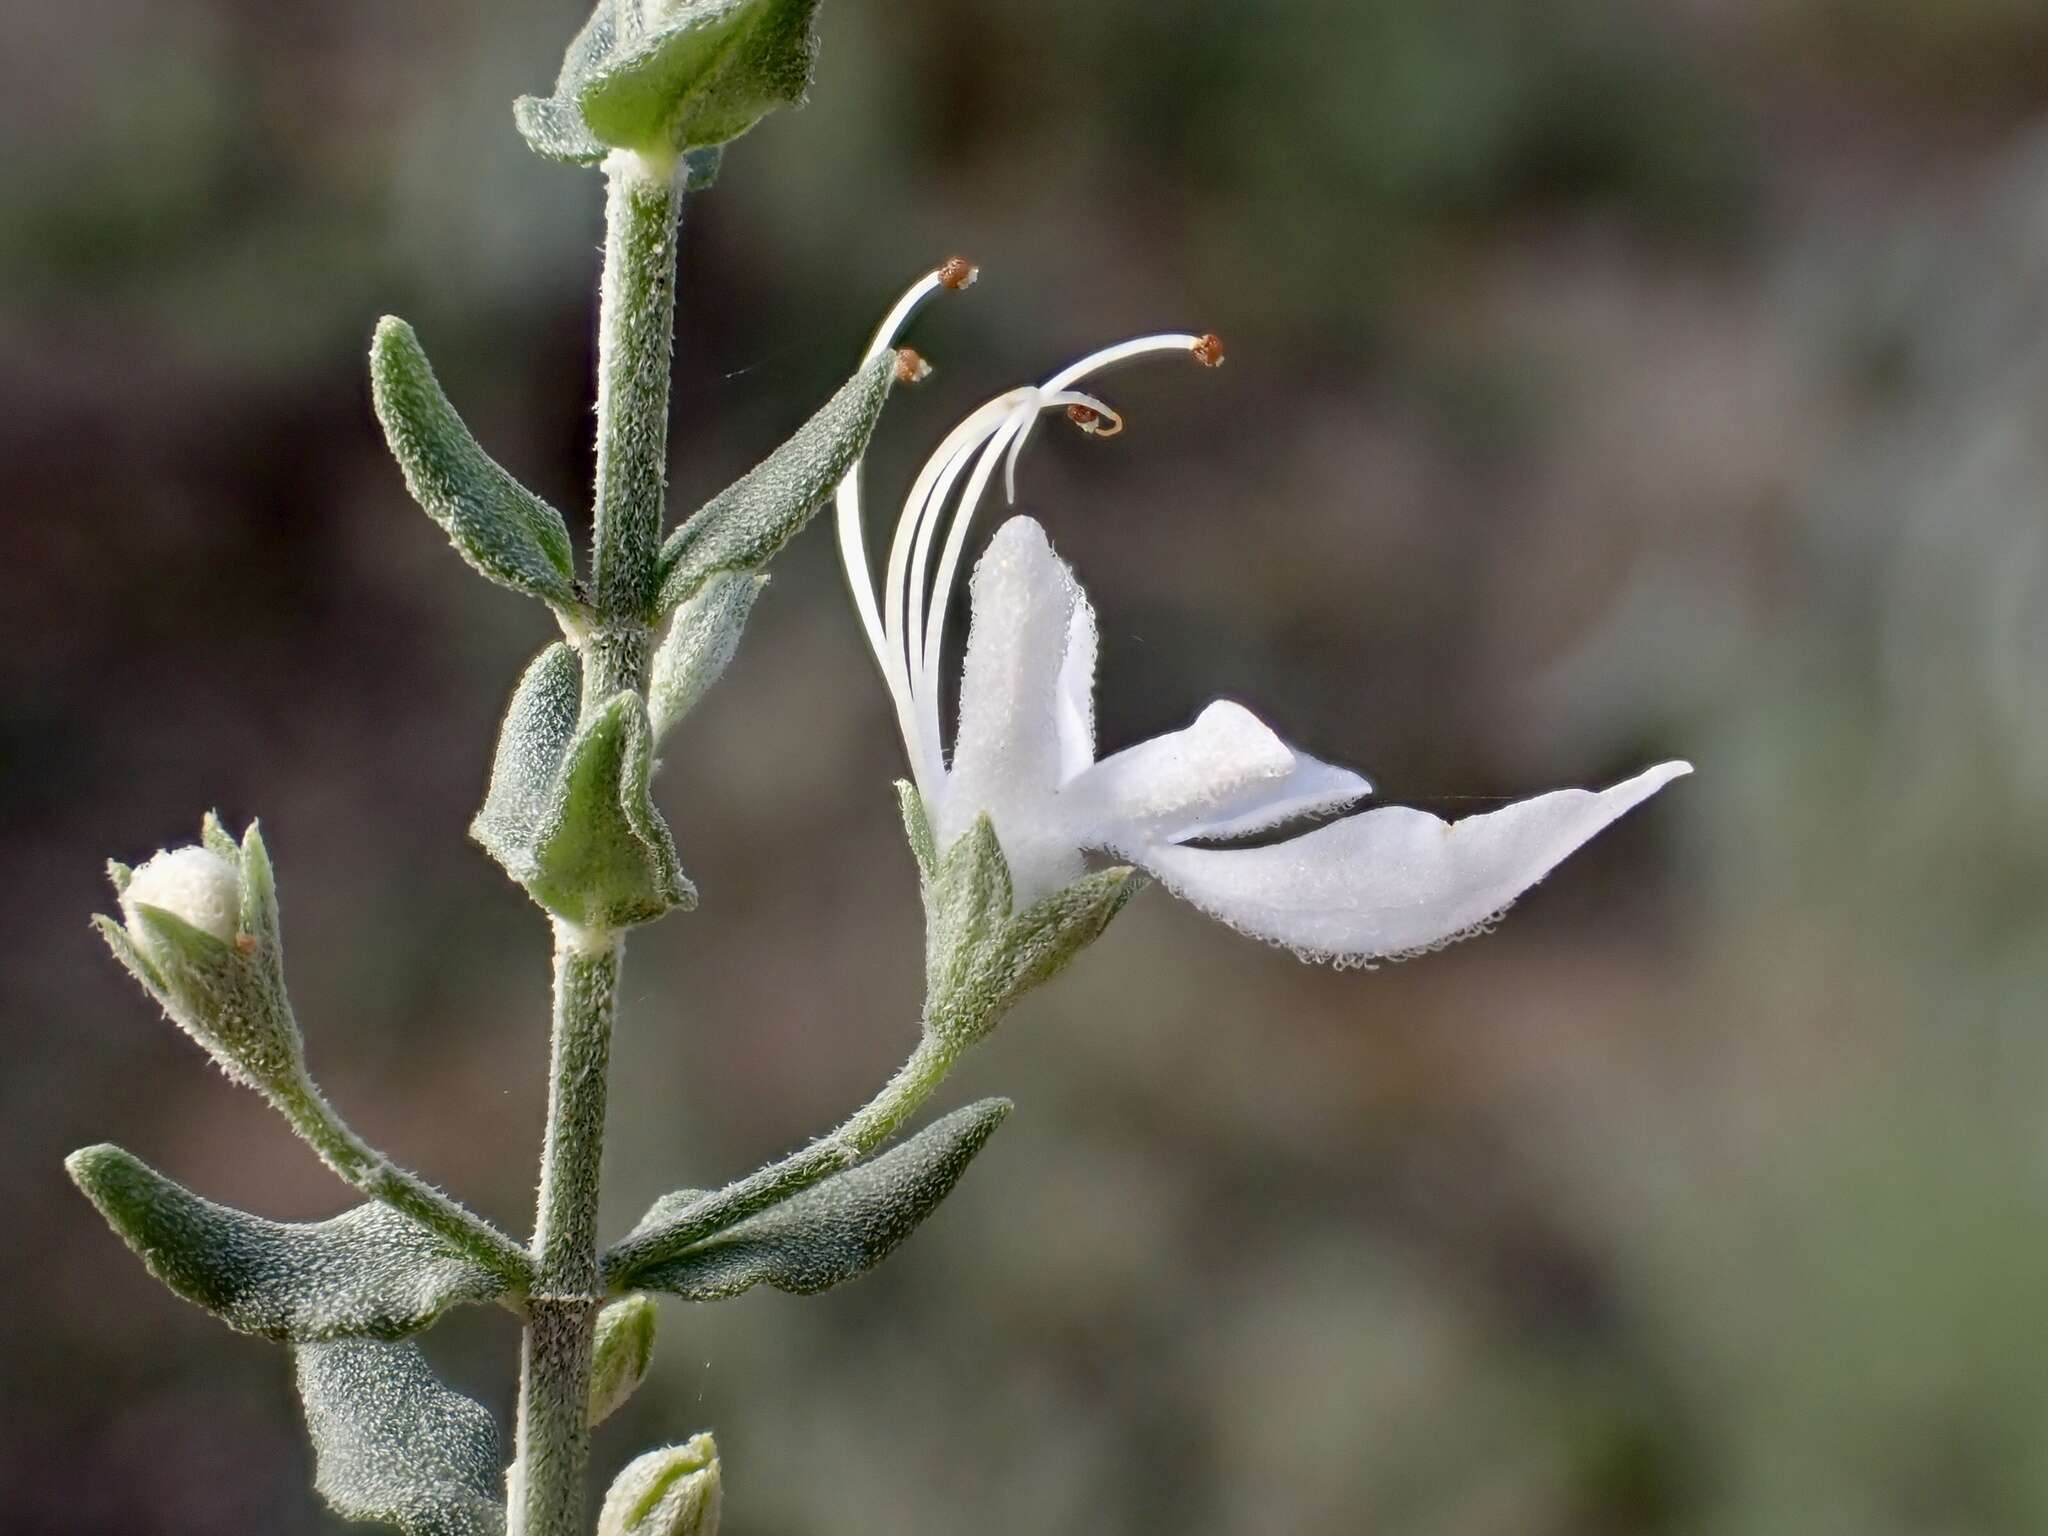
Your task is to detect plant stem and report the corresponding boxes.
[602,1034,957,1286]
[275,1075,534,1286]
[508,144,684,1536]
[591,150,682,628]
[512,928,622,1536]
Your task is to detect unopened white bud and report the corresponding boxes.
[122,845,240,945]
[598,1434,721,1536]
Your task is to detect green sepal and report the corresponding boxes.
[296,1339,506,1536]
[599,1436,722,1536]
[94,909,162,992]
[587,1293,658,1428]
[647,571,763,741]
[896,781,937,882]
[921,815,1009,1024]
[622,1099,1009,1299]
[66,1144,506,1341]
[970,866,1143,1026]
[200,810,239,861]
[580,0,821,160]
[473,642,583,877]
[237,820,286,973]
[102,900,307,1097]
[104,858,134,896]
[654,350,896,612]
[371,317,579,608]
[527,692,696,929]
[920,821,1143,1050]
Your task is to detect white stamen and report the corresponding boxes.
[836,303,1212,802]
[835,266,958,751]
[916,405,1034,767]
[1041,334,1205,393]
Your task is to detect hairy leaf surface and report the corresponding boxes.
[297,1339,505,1536]
[621,1099,1008,1298]
[68,1145,505,1341]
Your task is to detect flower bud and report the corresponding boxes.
[97,817,307,1098]
[121,845,242,949]
[598,1434,722,1536]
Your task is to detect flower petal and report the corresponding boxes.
[1066,700,1370,848]
[1132,761,1691,963]
[1054,591,1098,785]
[943,518,1090,899]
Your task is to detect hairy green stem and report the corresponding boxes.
[506,145,684,1536]
[603,1033,957,1285]
[512,930,622,1536]
[591,151,682,625]
[275,1077,533,1286]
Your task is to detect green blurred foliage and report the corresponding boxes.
[3,0,2047,1533]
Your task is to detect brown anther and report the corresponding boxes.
[894,348,933,384]
[1192,333,1226,368]
[937,256,979,291]
[1065,403,1124,438]
[233,932,259,957]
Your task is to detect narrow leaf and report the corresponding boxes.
[647,571,762,740]
[578,0,821,157]
[528,692,696,928]
[625,1100,1009,1299]
[67,1144,505,1341]
[513,0,619,165]
[473,643,583,878]
[587,1294,658,1428]
[372,317,578,607]
[297,1339,505,1536]
[683,146,724,189]
[655,351,895,612]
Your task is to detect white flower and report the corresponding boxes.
[835,267,1690,964]
[122,844,241,946]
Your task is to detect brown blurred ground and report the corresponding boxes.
[5,1,2048,1532]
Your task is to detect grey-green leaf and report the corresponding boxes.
[587,1294,658,1427]
[527,692,696,928]
[647,571,762,740]
[473,643,583,878]
[626,1099,1009,1299]
[682,146,724,189]
[578,0,822,158]
[372,318,578,607]
[654,350,895,612]
[67,1144,505,1341]
[513,0,618,165]
[297,1339,505,1536]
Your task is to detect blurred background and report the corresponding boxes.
[6,0,2048,1531]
